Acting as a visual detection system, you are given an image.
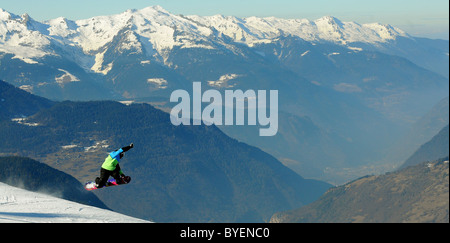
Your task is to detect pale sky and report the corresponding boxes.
[1,0,448,39]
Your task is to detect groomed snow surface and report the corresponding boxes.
[0,182,151,223]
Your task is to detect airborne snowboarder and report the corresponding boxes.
[94,143,134,188]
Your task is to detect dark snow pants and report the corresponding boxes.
[95,165,122,188]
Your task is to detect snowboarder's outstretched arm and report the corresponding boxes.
[122,143,134,152]
[109,143,134,159]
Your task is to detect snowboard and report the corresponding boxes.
[84,177,130,191]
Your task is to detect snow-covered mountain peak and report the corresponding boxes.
[65,5,214,55]
[0,9,27,23]
[315,16,345,27]
[0,8,15,21]
[313,16,347,43]
[363,22,409,40]
[118,5,169,21]
[136,5,171,15]
[0,10,52,63]
[46,17,78,38]
[20,13,31,22]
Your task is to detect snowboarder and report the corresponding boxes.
[95,143,134,188]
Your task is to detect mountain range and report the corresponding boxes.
[1,6,448,183]
[1,6,447,77]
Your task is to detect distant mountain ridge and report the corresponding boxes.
[0,80,54,121]
[383,97,449,167]
[400,125,449,169]
[271,157,449,223]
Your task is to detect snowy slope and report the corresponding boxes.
[0,9,52,64]
[0,182,151,223]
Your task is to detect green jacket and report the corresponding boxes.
[101,149,124,175]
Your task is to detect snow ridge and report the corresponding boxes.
[187,14,409,46]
